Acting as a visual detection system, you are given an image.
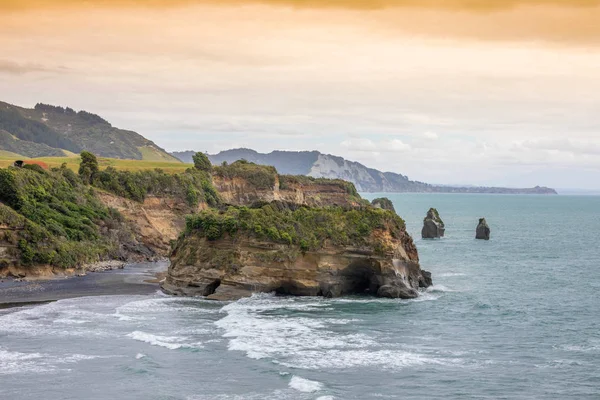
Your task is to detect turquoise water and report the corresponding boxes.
[1,194,599,399]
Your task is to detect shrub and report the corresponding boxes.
[192,152,212,172]
[213,160,277,190]
[79,151,99,183]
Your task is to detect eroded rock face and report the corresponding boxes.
[476,218,491,240]
[422,208,445,239]
[213,175,360,209]
[162,230,432,301]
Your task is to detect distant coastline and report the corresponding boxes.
[172,148,557,195]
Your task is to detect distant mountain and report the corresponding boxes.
[0,101,179,162]
[172,148,557,194]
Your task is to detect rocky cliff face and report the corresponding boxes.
[213,175,361,209]
[96,191,207,256]
[163,232,430,301]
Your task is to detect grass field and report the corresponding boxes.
[0,154,192,173]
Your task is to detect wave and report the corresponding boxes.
[127,331,201,350]
[214,294,456,370]
[437,272,466,277]
[289,376,323,393]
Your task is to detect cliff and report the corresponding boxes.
[0,159,217,278]
[173,148,557,194]
[213,161,362,208]
[162,202,432,300]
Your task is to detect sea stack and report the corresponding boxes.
[476,218,491,240]
[422,208,445,239]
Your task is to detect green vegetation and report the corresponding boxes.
[184,202,405,254]
[0,150,223,268]
[0,155,190,173]
[213,160,277,190]
[93,165,219,206]
[79,151,99,184]
[0,165,121,267]
[192,152,212,172]
[371,198,396,213]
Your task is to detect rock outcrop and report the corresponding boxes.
[371,197,396,213]
[476,218,491,240]
[213,167,361,209]
[162,203,432,300]
[422,208,445,239]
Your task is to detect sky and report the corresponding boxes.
[1,0,600,189]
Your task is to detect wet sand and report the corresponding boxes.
[0,261,168,308]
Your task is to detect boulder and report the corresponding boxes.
[422,208,445,239]
[476,218,491,240]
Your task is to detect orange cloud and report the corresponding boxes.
[1,0,600,11]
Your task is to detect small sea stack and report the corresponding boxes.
[476,218,491,240]
[422,208,445,239]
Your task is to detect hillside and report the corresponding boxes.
[173,148,557,194]
[0,101,179,162]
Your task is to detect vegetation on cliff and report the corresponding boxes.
[213,160,277,190]
[0,151,222,269]
[0,164,122,267]
[184,202,406,254]
[83,151,219,206]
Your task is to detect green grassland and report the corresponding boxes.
[0,154,191,173]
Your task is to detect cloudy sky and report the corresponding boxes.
[1,0,600,189]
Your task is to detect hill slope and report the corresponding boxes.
[172,148,557,194]
[0,101,179,162]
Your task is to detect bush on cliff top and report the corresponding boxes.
[212,160,277,190]
[92,165,219,207]
[184,202,406,253]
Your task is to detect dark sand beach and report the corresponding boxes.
[0,261,168,308]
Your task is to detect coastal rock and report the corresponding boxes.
[162,237,431,301]
[162,203,432,301]
[371,198,396,213]
[476,218,491,240]
[422,208,445,239]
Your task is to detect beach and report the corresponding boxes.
[0,261,168,308]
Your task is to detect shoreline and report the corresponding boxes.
[0,261,169,308]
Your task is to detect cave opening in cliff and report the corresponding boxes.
[339,261,382,296]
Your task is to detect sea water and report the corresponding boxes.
[0,194,599,399]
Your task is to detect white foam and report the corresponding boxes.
[215,299,374,360]
[135,353,146,359]
[215,294,453,371]
[0,349,51,375]
[316,397,335,400]
[437,272,466,277]
[426,285,455,293]
[289,376,322,393]
[127,331,201,350]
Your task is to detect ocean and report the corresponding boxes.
[1,194,599,399]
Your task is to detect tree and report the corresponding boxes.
[192,152,212,172]
[79,151,99,184]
